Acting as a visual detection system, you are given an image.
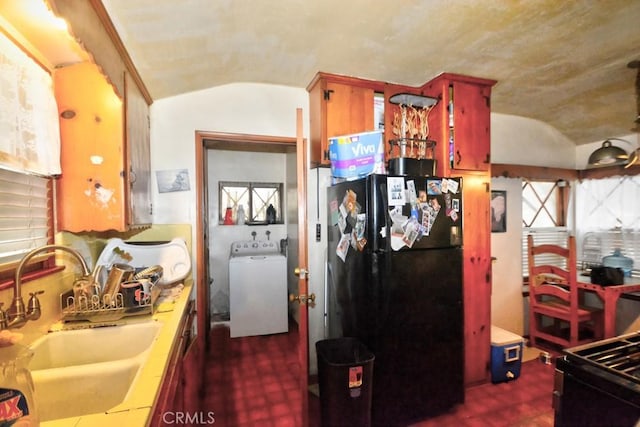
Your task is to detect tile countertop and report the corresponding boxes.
[40,279,193,427]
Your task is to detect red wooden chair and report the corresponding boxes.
[527,235,603,348]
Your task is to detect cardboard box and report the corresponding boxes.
[490,325,523,383]
[329,130,385,180]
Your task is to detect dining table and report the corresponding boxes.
[577,275,640,338]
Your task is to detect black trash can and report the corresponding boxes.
[316,338,375,427]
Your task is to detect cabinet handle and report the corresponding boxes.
[129,169,137,184]
[456,150,462,166]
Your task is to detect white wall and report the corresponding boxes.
[490,177,524,335]
[489,113,570,336]
[491,113,576,168]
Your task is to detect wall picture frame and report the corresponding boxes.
[491,190,507,232]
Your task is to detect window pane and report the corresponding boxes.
[522,181,559,227]
[252,186,280,222]
[219,185,249,222]
[219,181,282,224]
[521,180,567,278]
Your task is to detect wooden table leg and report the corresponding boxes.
[602,289,620,338]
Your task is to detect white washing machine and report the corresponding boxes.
[228,240,288,338]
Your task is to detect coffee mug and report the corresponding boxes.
[120,280,151,307]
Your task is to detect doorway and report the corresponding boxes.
[194,128,310,423]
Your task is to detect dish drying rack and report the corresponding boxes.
[59,279,161,323]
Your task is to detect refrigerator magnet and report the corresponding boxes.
[444,193,452,215]
[387,177,406,206]
[402,218,421,248]
[441,178,449,193]
[341,189,359,215]
[406,180,418,205]
[336,233,350,262]
[422,206,432,236]
[427,179,442,195]
[447,178,460,194]
[329,198,340,225]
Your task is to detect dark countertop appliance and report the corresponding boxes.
[326,174,464,426]
[554,331,640,426]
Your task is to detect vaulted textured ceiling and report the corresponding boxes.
[6,1,640,145]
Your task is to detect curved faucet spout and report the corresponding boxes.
[7,245,91,329]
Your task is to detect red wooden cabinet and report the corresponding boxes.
[421,73,495,175]
[307,73,381,167]
[422,73,496,385]
[150,301,200,426]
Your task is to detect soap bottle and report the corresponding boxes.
[0,345,39,426]
[266,204,276,224]
[223,207,234,225]
[236,204,245,225]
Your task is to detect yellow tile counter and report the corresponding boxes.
[39,279,193,427]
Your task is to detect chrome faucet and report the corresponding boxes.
[6,245,92,329]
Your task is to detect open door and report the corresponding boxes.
[293,107,310,426]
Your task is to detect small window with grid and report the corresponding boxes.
[219,181,283,224]
[522,179,571,281]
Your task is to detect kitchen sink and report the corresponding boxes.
[28,321,162,422]
[29,321,162,369]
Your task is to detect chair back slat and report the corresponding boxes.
[527,234,601,348]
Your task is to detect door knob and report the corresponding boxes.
[289,293,316,307]
[294,267,309,279]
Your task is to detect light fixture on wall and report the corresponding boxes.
[587,60,640,169]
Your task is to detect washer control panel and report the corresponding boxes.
[231,240,280,256]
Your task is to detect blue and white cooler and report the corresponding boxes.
[490,325,523,383]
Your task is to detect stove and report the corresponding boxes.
[554,331,640,426]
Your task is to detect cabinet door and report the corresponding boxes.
[450,81,492,171]
[55,62,126,232]
[309,79,375,166]
[124,72,152,226]
[460,171,492,385]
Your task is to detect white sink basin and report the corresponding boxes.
[29,321,162,369]
[28,321,162,422]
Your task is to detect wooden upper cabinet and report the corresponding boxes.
[54,62,151,232]
[124,72,152,227]
[422,73,496,175]
[307,73,380,167]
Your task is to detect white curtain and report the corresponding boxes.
[575,176,640,268]
[0,31,61,176]
[576,176,640,231]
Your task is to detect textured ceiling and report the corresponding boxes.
[3,1,640,146]
[98,0,640,146]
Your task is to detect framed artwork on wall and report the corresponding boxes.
[491,190,507,232]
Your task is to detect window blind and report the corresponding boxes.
[0,168,51,266]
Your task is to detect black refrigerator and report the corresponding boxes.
[326,174,464,427]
